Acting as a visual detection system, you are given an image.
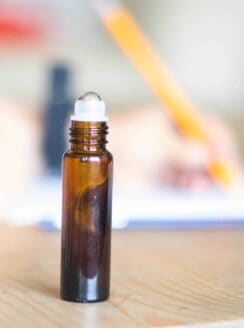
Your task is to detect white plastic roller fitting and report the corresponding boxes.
[71,91,108,122]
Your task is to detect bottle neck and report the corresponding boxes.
[70,120,108,153]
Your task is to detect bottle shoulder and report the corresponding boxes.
[105,150,113,161]
[63,149,113,162]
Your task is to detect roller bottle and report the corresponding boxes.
[61,92,113,302]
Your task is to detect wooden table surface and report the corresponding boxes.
[0,225,244,327]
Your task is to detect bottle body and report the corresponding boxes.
[61,121,113,302]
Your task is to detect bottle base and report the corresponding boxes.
[61,295,109,303]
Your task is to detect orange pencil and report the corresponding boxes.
[93,2,237,187]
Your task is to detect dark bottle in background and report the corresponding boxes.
[42,64,73,174]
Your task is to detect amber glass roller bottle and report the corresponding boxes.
[61,92,113,302]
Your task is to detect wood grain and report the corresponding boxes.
[0,225,243,327]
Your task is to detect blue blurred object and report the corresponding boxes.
[7,179,244,230]
[42,63,74,174]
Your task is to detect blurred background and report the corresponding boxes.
[1,0,244,229]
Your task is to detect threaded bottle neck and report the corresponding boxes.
[70,121,108,153]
